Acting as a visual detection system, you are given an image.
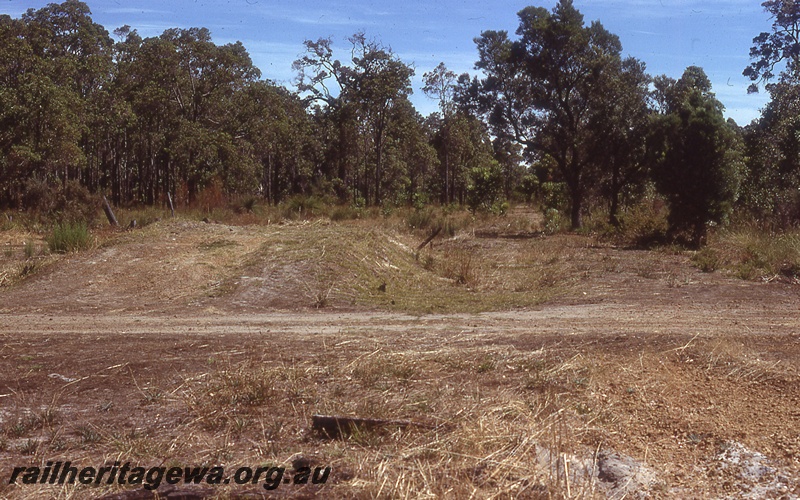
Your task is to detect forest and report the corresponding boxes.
[1,0,799,246]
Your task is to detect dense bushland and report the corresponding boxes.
[1,0,799,246]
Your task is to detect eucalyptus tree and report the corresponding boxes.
[741,0,800,224]
[744,0,800,91]
[588,57,651,226]
[110,27,262,204]
[0,1,113,207]
[294,33,415,205]
[232,81,317,203]
[423,63,499,205]
[473,0,627,228]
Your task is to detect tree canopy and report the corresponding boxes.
[649,67,744,246]
[473,0,637,228]
[0,0,796,244]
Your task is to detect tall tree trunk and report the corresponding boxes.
[609,165,621,227]
[571,196,583,230]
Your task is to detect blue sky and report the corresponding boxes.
[1,0,774,124]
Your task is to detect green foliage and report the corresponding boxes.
[380,200,395,217]
[743,0,800,91]
[543,208,566,235]
[589,57,651,226]
[294,32,417,206]
[738,2,800,227]
[466,162,503,213]
[19,179,99,224]
[693,247,719,272]
[540,182,569,212]
[518,174,540,203]
[475,0,633,229]
[47,222,90,253]
[490,201,509,216]
[230,196,258,214]
[617,198,670,247]
[741,74,800,227]
[282,195,326,219]
[649,67,744,247]
[0,0,788,230]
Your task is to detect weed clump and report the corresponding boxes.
[23,241,35,259]
[701,228,800,280]
[693,247,719,272]
[282,195,327,219]
[47,222,90,253]
[406,208,434,230]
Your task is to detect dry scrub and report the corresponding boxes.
[2,208,800,498]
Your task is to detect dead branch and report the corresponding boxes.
[416,226,442,254]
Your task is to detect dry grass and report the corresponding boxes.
[0,228,58,289]
[696,227,800,280]
[3,205,800,497]
[0,336,621,498]
[209,214,567,314]
[4,326,797,499]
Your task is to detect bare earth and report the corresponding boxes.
[0,217,799,498]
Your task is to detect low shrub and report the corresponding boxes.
[693,247,719,272]
[23,241,35,259]
[617,199,670,247]
[703,228,800,279]
[406,208,434,230]
[230,195,258,214]
[282,195,326,219]
[330,205,362,221]
[21,179,99,225]
[543,208,565,235]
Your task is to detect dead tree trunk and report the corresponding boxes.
[102,196,118,227]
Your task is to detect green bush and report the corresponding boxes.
[230,195,258,214]
[543,208,565,235]
[618,200,670,247]
[21,179,99,225]
[466,164,504,213]
[692,247,718,272]
[540,182,569,211]
[47,222,90,253]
